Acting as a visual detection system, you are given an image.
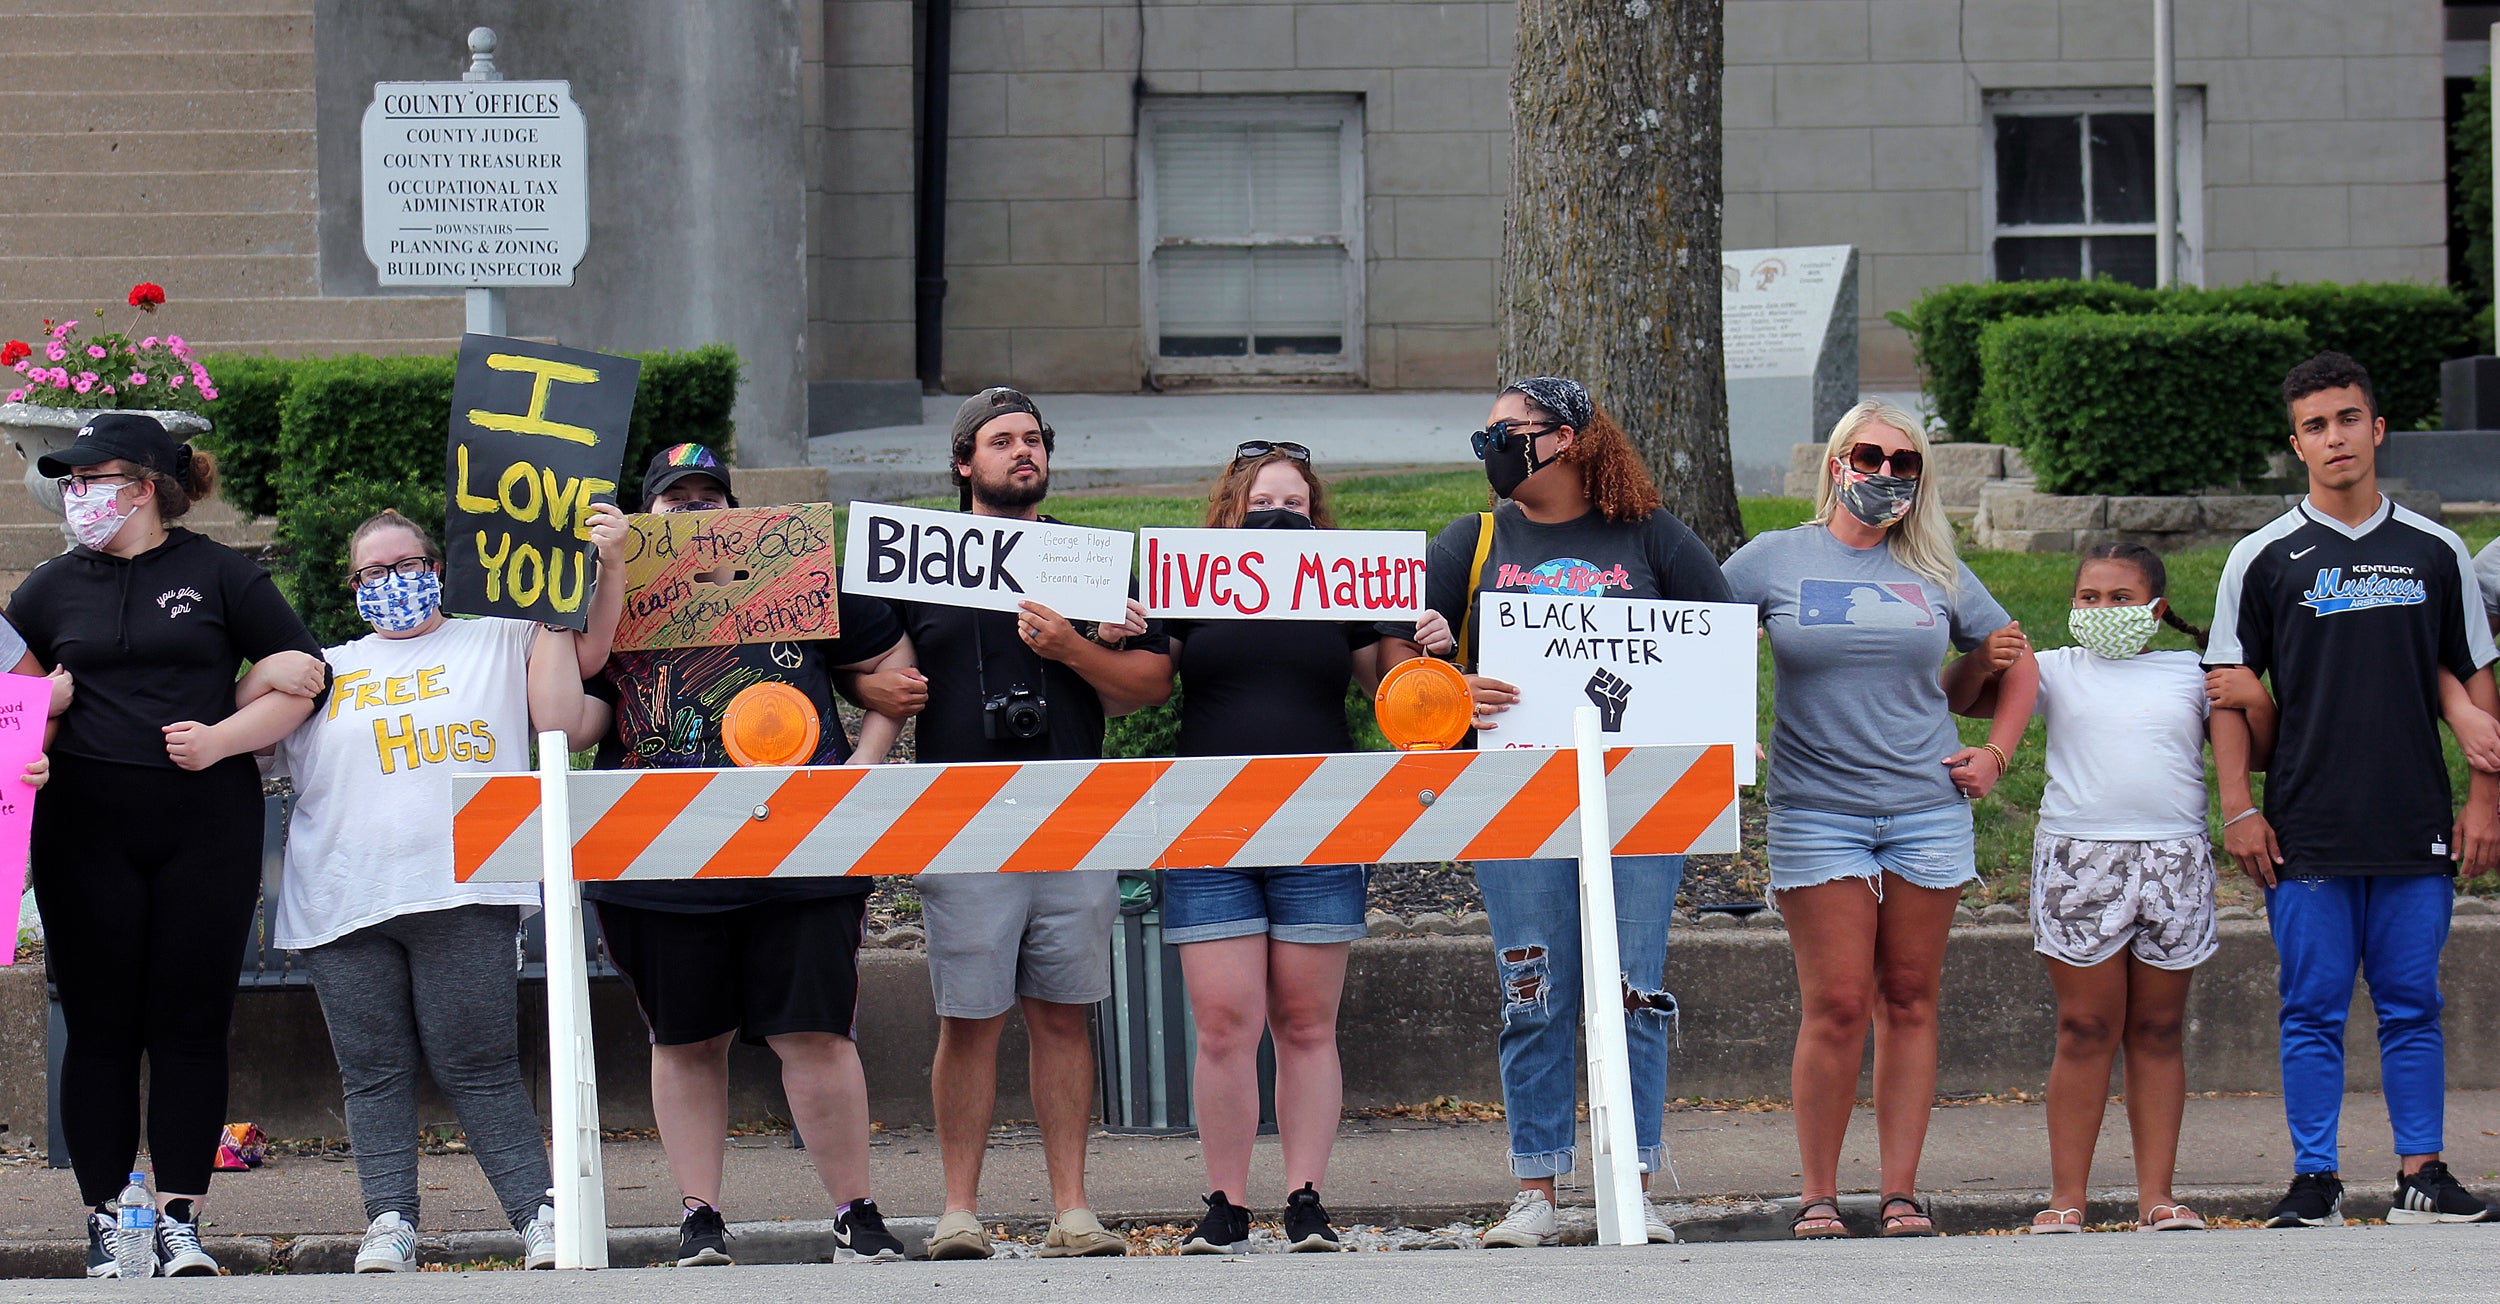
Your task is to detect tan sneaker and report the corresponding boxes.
[923,1209,993,1261]
[1039,1207,1129,1257]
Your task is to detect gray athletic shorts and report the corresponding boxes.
[2028,833,2219,970]
[918,870,1119,1018]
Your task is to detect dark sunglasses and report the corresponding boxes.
[1842,442,1922,480]
[1470,421,1559,459]
[1234,440,1311,464]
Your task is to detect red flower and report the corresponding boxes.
[0,341,26,367]
[127,282,166,312]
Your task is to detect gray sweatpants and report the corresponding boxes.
[301,905,552,1231]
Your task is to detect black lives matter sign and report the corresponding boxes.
[444,333,635,629]
[839,501,1132,624]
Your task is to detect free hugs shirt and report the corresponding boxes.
[2031,647,2209,841]
[2208,496,2497,877]
[1721,524,2010,817]
[270,617,543,950]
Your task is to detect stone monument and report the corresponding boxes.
[1722,245,1857,496]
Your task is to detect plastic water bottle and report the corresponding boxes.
[113,1172,155,1279]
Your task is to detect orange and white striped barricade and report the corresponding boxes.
[462,724,1739,1262]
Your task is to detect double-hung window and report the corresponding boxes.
[1986,88,2203,287]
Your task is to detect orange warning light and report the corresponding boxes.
[721,681,822,768]
[1373,656,1474,752]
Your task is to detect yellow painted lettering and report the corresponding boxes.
[352,678,388,711]
[571,479,617,541]
[416,666,446,700]
[466,353,601,446]
[327,669,372,721]
[506,543,545,608]
[470,722,496,763]
[419,724,450,766]
[474,533,510,601]
[373,714,422,775]
[545,546,584,613]
[495,460,542,523]
[383,673,416,705]
[452,444,498,513]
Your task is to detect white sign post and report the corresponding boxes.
[361,29,588,333]
[1572,705,1646,1246]
[534,730,606,1269]
[1139,527,1425,621]
[1477,594,1759,783]
[841,501,1135,625]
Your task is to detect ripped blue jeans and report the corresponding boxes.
[1476,854,1683,1180]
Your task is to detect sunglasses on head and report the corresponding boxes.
[1234,440,1311,465]
[1841,442,1922,480]
[1469,421,1559,459]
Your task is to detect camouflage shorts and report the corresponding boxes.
[2028,833,2218,970]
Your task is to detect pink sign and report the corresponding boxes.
[0,672,51,965]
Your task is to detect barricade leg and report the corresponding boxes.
[538,731,608,1268]
[1573,706,1645,1246]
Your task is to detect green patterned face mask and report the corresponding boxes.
[2068,602,2160,659]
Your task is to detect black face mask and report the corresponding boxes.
[1241,507,1313,530]
[1482,433,1549,499]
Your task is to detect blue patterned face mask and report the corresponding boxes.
[356,569,441,633]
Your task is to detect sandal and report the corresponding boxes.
[1790,1197,1850,1239]
[2138,1203,2205,1232]
[1880,1193,1938,1237]
[2027,1207,2083,1234]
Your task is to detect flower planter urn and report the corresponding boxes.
[0,402,211,520]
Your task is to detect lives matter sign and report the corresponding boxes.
[1477,593,1759,783]
[1139,528,1424,621]
[842,502,1132,625]
[615,505,843,652]
[445,334,636,630]
[361,80,589,287]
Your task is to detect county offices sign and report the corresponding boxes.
[361,81,589,287]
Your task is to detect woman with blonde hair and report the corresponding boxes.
[1721,399,2036,1238]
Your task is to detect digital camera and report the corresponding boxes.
[982,686,1048,741]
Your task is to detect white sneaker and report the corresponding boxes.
[523,1204,557,1270]
[354,1211,418,1273]
[1642,1197,1678,1244]
[1482,1190,1556,1248]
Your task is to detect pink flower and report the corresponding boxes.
[49,373,68,390]
[70,377,91,394]
[164,335,184,349]
[3,390,20,402]
[127,372,146,386]
[43,344,64,362]
[140,336,157,349]
[167,375,184,388]
[48,321,73,340]
[99,385,114,396]
[84,345,105,360]
[9,361,23,374]
[198,386,217,400]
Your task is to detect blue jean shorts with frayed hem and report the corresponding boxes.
[1160,864,1368,945]
[1765,802,1978,900]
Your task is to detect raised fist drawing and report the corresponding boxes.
[1584,667,1633,732]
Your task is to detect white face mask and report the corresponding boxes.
[63,486,133,551]
[2068,602,2161,659]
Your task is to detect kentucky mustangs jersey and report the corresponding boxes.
[2207,497,2497,876]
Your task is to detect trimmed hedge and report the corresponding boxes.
[1977,312,2311,497]
[1891,279,2471,441]
[275,475,449,646]
[194,355,293,518]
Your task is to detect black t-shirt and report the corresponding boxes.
[583,590,903,910]
[7,529,323,774]
[893,579,1170,764]
[2207,498,2497,876]
[1167,618,1377,757]
[1412,502,1734,655]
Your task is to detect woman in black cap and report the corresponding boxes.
[8,412,329,1277]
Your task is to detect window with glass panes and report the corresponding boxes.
[1139,98,1363,374]
[1986,89,2200,287]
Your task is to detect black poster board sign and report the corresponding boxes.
[444,333,637,628]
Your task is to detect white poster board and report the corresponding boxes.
[842,501,1133,624]
[1140,528,1425,620]
[1478,594,1758,784]
[362,80,590,287]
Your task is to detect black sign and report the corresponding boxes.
[444,333,637,628]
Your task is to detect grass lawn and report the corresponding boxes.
[854,473,2500,905]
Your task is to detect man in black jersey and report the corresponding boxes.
[2208,352,2500,1227]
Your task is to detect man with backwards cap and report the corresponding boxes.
[562,443,923,1266]
[887,389,1173,1260]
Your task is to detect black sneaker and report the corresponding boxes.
[85,1210,124,1280]
[154,1209,218,1276]
[676,1200,733,1267]
[833,1198,906,1261]
[1282,1183,1342,1252]
[2264,1172,2345,1228]
[1180,1192,1250,1255]
[2389,1161,2497,1224]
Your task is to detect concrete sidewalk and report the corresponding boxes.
[4,1090,2494,1273]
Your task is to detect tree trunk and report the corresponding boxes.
[1500,0,1744,557]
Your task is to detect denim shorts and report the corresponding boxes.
[1765,802,1977,898]
[1160,864,1368,945]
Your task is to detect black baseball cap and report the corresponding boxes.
[641,442,738,507]
[37,412,189,480]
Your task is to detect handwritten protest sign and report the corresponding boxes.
[1139,528,1425,621]
[841,501,1132,624]
[615,504,843,651]
[0,673,53,964]
[1478,593,1759,783]
[444,333,637,630]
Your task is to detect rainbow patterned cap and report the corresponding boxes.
[641,442,736,507]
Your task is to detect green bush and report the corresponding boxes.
[622,344,742,504]
[1885,281,2161,439]
[1977,312,2310,496]
[271,354,456,512]
[195,354,293,518]
[273,475,448,646]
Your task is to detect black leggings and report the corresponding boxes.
[32,755,262,1207]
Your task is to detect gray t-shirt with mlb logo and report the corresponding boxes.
[1721,523,2012,817]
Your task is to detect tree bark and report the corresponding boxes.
[1501,0,1744,557]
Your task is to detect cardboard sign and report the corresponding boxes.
[444,333,637,630]
[0,673,52,964]
[841,501,1132,624]
[614,504,843,651]
[1139,528,1426,621]
[1477,593,1759,783]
